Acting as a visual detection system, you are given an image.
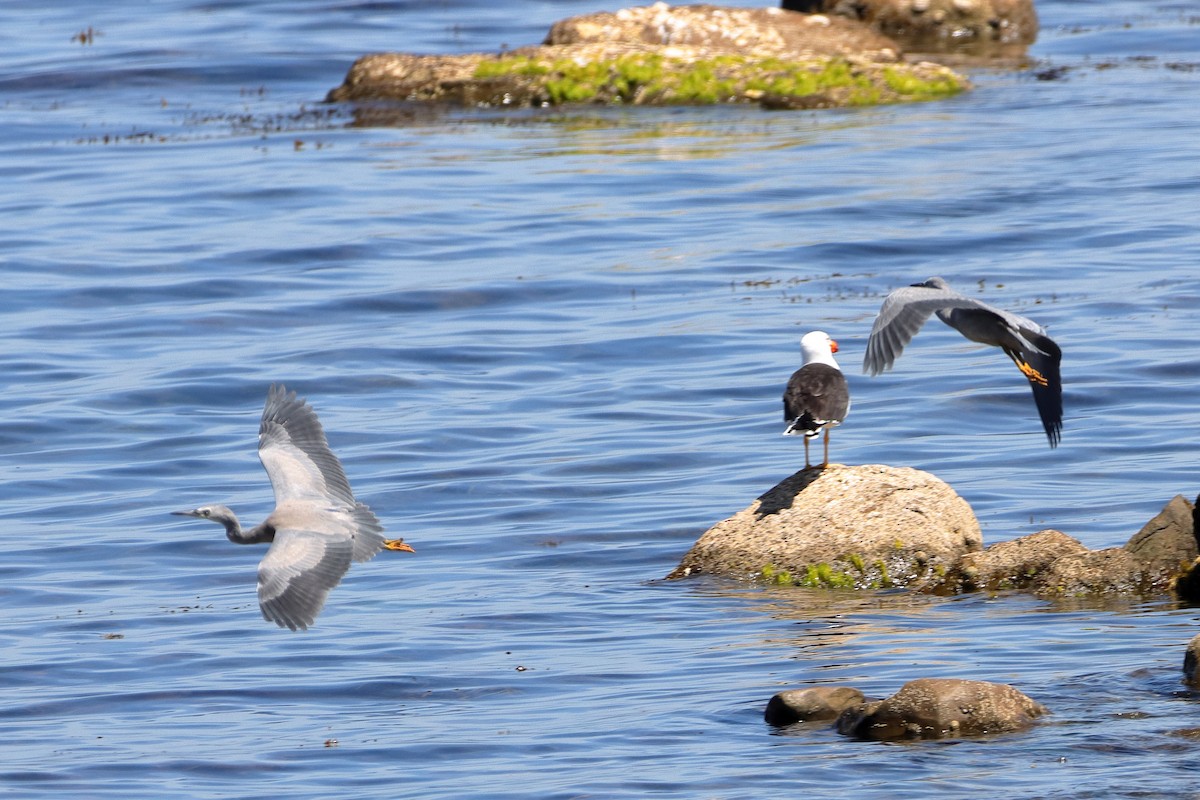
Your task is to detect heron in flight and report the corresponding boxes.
[783,330,851,469]
[863,277,1063,447]
[173,384,414,630]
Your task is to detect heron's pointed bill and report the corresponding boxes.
[171,509,199,517]
[382,539,415,553]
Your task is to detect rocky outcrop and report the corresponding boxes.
[835,678,1047,739]
[923,496,1196,597]
[667,464,982,589]
[326,4,970,109]
[1032,494,1196,597]
[764,686,867,725]
[672,471,1197,601]
[781,0,1037,53]
[929,512,1197,597]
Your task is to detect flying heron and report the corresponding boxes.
[173,384,414,631]
[862,277,1063,447]
[783,330,851,469]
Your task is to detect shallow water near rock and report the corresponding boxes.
[2,1,1200,797]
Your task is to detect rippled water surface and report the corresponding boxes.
[3,0,1200,797]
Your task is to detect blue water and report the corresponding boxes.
[3,0,1200,796]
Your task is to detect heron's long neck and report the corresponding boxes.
[223,514,275,545]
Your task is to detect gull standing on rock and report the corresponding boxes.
[173,384,415,631]
[863,277,1063,447]
[783,331,851,469]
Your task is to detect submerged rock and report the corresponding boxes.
[326,4,970,110]
[764,686,867,725]
[835,678,1047,740]
[667,464,982,589]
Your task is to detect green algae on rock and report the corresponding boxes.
[327,48,966,109]
[466,51,965,107]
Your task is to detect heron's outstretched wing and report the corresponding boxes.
[258,384,355,506]
[863,280,1004,375]
[257,527,354,631]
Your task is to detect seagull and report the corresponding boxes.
[173,385,414,631]
[863,277,1062,447]
[783,331,851,469]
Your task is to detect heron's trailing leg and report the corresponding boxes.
[1013,357,1049,387]
[383,539,415,553]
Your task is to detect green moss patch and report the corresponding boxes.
[470,52,966,108]
[761,556,893,590]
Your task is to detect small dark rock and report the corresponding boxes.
[1033,65,1070,81]
[765,686,866,725]
[1184,634,1200,687]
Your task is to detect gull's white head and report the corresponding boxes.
[800,330,840,368]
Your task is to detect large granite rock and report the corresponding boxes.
[667,464,982,589]
[835,678,1047,739]
[781,0,1037,52]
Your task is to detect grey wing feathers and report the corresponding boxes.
[350,502,387,562]
[259,384,355,506]
[864,284,993,375]
[258,528,354,631]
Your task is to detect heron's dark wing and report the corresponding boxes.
[257,527,354,631]
[258,384,355,506]
[1005,330,1063,448]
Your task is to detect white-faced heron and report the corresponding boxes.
[173,384,414,631]
[783,330,851,469]
[863,277,1063,447]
